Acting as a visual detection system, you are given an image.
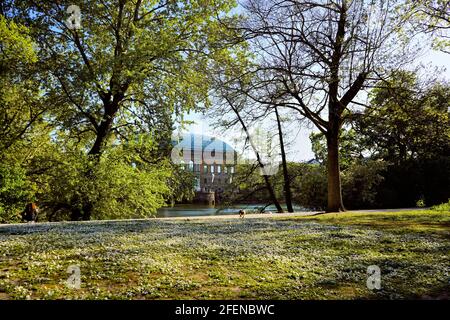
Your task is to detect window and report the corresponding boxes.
[230,166,235,174]
[188,160,194,171]
[211,165,215,173]
[224,166,228,174]
[203,165,208,173]
[217,165,221,174]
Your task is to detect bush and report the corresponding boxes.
[342,160,387,209]
[40,148,173,221]
[376,157,450,208]
[0,164,34,223]
[416,199,426,208]
[291,164,327,210]
[289,161,387,210]
[431,200,450,212]
[90,156,172,220]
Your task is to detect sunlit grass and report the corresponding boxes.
[283,210,450,234]
[0,209,448,300]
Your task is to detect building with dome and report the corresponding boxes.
[172,133,237,204]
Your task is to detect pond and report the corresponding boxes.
[156,204,309,218]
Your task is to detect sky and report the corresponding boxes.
[179,49,450,163]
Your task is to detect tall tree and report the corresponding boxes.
[0,15,45,222]
[0,14,43,154]
[274,107,293,212]
[5,0,240,219]
[407,0,450,54]
[5,0,239,157]
[221,94,284,213]
[239,0,419,211]
[356,70,450,163]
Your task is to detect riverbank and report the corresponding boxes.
[157,208,429,220]
[155,203,310,218]
[0,209,448,299]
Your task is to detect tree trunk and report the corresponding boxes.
[262,174,284,213]
[89,119,113,157]
[81,202,93,221]
[82,103,118,220]
[227,99,284,213]
[70,207,83,221]
[326,130,345,212]
[275,107,294,212]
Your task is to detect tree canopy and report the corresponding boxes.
[0,0,243,221]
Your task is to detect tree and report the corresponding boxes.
[4,0,241,219]
[7,0,238,158]
[274,107,294,212]
[310,129,365,170]
[356,70,450,164]
[221,95,284,213]
[407,0,450,53]
[0,15,45,222]
[210,87,293,213]
[0,15,43,154]
[351,70,450,207]
[0,14,36,75]
[238,0,419,211]
[290,162,328,210]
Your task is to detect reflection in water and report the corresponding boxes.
[156,204,308,218]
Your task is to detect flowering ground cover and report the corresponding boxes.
[0,210,448,299]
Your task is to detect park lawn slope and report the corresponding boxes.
[280,210,450,235]
[0,210,449,300]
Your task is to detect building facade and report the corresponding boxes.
[173,133,237,196]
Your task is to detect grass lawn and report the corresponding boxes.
[0,210,449,300]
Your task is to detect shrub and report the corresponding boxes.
[342,160,387,209]
[290,161,387,210]
[416,199,426,208]
[0,164,34,223]
[40,149,173,221]
[431,200,450,212]
[376,157,450,208]
[291,164,327,210]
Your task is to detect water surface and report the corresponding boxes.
[156,204,308,218]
